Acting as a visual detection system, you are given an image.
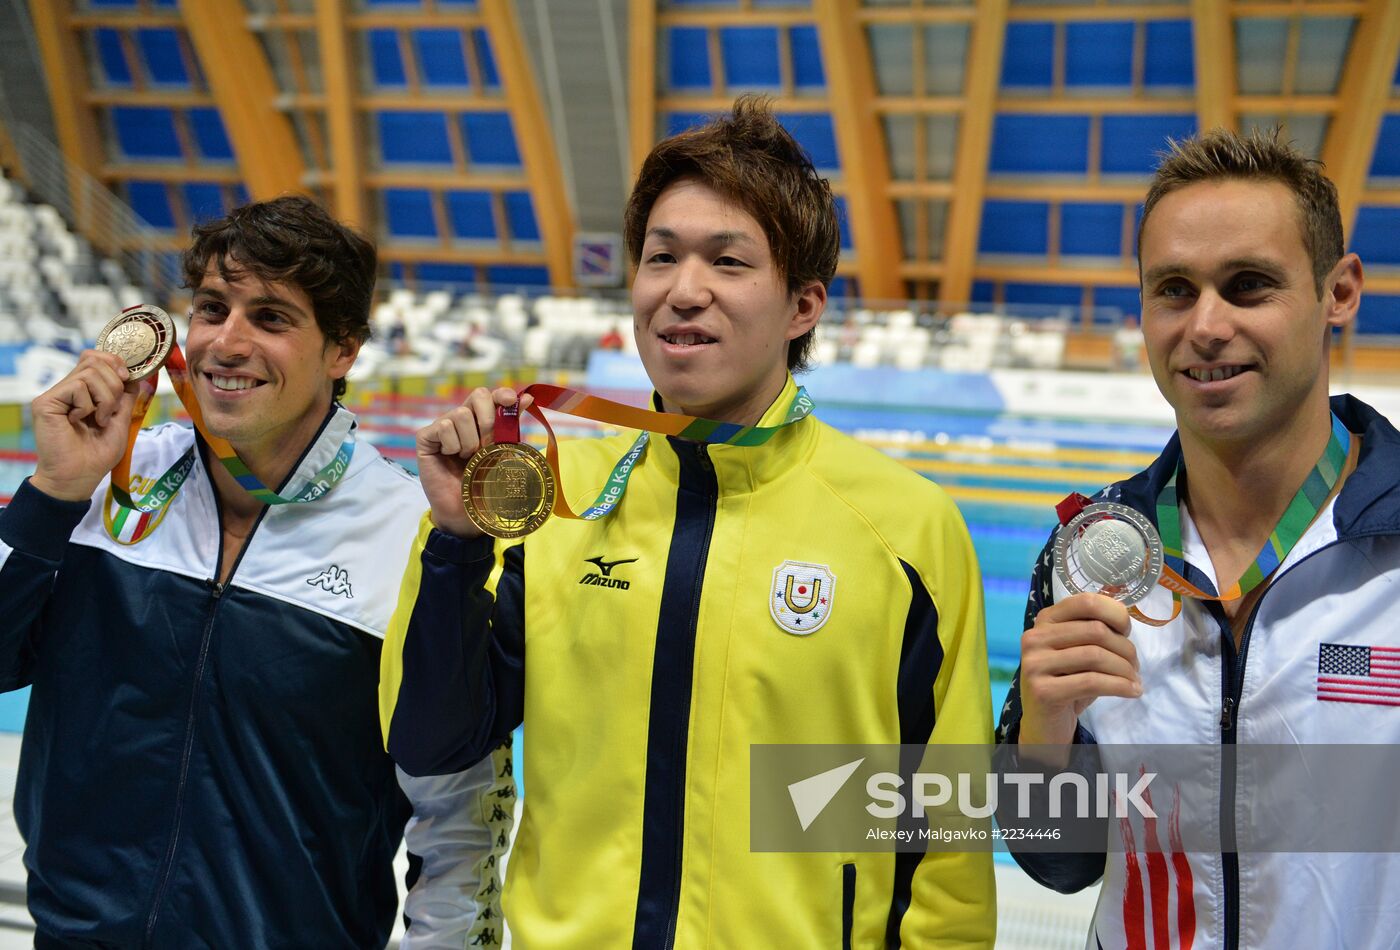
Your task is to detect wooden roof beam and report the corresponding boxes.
[180,0,305,200]
[480,0,576,289]
[814,0,902,301]
[939,0,1009,308]
[313,0,365,227]
[1320,0,1400,355]
[1191,0,1237,134]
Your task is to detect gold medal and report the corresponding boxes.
[96,306,176,381]
[461,441,556,539]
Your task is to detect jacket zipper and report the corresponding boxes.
[143,491,269,945]
[661,445,717,950]
[1217,534,1363,950]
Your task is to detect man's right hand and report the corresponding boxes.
[1017,592,1141,752]
[29,350,138,502]
[415,386,534,538]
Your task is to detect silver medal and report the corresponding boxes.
[1053,502,1164,606]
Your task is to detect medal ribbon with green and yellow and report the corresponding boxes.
[107,333,354,539]
[505,382,813,523]
[1142,411,1352,622]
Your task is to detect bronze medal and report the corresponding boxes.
[461,441,556,539]
[96,306,175,381]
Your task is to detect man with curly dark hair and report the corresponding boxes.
[0,196,511,947]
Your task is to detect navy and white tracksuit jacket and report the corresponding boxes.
[996,395,1400,950]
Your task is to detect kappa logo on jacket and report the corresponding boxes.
[770,561,835,635]
[579,555,637,590]
[306,565,354,598]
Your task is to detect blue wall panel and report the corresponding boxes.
[1100,115,1196,175]
[1357,294,1400,335]
[127,181,175,230]
[473,29,499,89]
[990,115,1090,174]
[416,29,470,87]
[378,112,453,165]
[721,26,782,88]
[778,113,838,170]
[369,30,407,87]
[1144,21,1194,87]
[189,108,234,161]
[1061,203,1123,257]
[1002,23,1053,88]
[505,191,539,242]
[1004,282,1082,309]
[137,28,188,86]
[486,265,550,288]
[1351,207,1400,265]
[461,113,521,167]
[790,26,825,89]
[1369,114,1400,178]
[979,200,1049,255]
[1065,23,1133,87]
[96,29,132,86]
[112,107,181,160]
[446,191,495,241]
[182,182,225,222]
[1094,286,1142,321]
[667,27,711,90]
[384,189,438,238]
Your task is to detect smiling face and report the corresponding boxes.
[631,178,825,425]
[185,262,358,473]
[1138,179,1360,454]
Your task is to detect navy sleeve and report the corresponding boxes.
[0,478,92,690]
[994,530,1107,894]
[386,528,525,777]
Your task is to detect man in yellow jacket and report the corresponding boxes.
[381,97,995,948]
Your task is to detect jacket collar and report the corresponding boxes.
[1113,394,1400,541]
[650,376,816,495]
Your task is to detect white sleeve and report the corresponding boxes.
[398,740,517,950]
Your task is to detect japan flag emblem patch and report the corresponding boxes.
[771,561,836,635]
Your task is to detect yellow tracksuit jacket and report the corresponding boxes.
[381,377,995,948]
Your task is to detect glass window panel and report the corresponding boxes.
[778,113,839,171]
[485,265,550,288]
[883,114,916,180]
[979,200,1049,255]
[924,114,959,180]
[1236,18,1288,95]
[189,108,235,161]
[1352,207,1400,265]
[867,25,913,96]
[923,24,968,95]
[927,199,948,259]
[1294,17,1354,95]
[896,198,919,258]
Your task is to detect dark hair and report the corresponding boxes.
[1137,127,1344,297]
[623,95,840,373]
[182,195,376,400]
